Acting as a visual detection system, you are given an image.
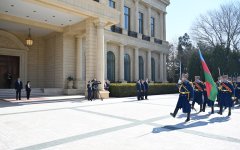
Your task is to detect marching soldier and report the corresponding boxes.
[170,73,194,122]
[216,76,223,106]
[218,75,234,116]
[192,76,204,112]
[234,76,240,104]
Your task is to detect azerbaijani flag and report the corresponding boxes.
[198,50,218,101]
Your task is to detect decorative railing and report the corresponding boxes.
[128,31,138,38]
[111,25,122,34]
[142,34,150,41]
[154,38,162,44]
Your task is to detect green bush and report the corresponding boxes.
[109,83,178,97]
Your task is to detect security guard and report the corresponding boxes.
[192,76,204,112]
[170,73,194,122]
[218,75,234,116]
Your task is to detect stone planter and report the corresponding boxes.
[67,80,74,89]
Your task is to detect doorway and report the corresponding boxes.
[0,55,20,88]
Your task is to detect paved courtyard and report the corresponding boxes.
[0,94,240,150]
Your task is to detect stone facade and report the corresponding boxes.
[0,0,170,97]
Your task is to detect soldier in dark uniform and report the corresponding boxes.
[87,81,92,101]
[235,76,240,104]
[140,80,145,100]
[202,82,215,114]
[170,73,194,122]
[192,76,204,112]
[144,78,149,100]
[218,75,234,116]
[136,80,141,100]
[216,76,223,106]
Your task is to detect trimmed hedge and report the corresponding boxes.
[109,83,178,97]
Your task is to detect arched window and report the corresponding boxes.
[107,51,115,82]
[139,56,144,80]
[151,58,155,81]
[124,54,131,82]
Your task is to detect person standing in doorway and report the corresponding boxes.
[25,81,31,100]
[15,77,23,100]
[7,73,12,89]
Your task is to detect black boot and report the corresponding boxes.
[211,106,214,114]
[228,107,231,116]
[202,102,206,112]
[199,104,203,112]
[191,102,195,109]
[185,112,190,122]
[170,108,179,118]
[218,106,223,115]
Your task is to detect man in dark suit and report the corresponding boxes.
[15,77,23,100]
[140,80,145,100]
[144,78,149,100]
[136,80,141,100]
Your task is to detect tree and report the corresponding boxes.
[177,33,194,74]
[191,1,240,51]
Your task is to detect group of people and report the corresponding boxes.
[14,78,31,100]
[170,73,240,122]
[87,79,105,101]
[136,79,149,100]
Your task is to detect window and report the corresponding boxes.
[139,56,144,80]
[139,12,143,34]
[124,6,130,30]
[107,51,115,82]
[124,54,131,82]
[151,17,155,37]
[151,58,155,81]
[109,0,115,8]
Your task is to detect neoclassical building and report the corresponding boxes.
[0,0,170,97]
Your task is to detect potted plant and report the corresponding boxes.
[67,76,74,89]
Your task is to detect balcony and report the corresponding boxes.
[154,38,162,45]
[128,31,138,38]
[111,25,122,34]
[142,34,150,41]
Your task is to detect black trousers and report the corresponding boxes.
[88,91,92,100]
[26,91,31,99]
[92,90,97,99]
[16,90,21,100]
[145,90,148,99]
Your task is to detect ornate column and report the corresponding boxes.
[119,44,125,82]
[134,47,139,81]
[134,0,139,33]
[159,53,164,82]
[95,20,106,91]
[163,12,167,41]
[159,11,164,40]
[75,35,83,89]
[147,5,152,36]
[147,50,151,80]
[163,54,167,82]
[120,0,125,28]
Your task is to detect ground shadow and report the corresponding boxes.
[152,116,230,134]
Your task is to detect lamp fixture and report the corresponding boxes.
[26,28,33,46]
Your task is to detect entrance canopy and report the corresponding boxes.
[0,0,120,35]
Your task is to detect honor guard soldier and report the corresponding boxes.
[218,75,234,116]
[192,76,204,112]
[216,76,223,106]
[170,73,194,122]
[234,76,240,104]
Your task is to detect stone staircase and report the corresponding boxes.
[0,88,46,99]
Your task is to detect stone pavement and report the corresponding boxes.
[0,94,240,150]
